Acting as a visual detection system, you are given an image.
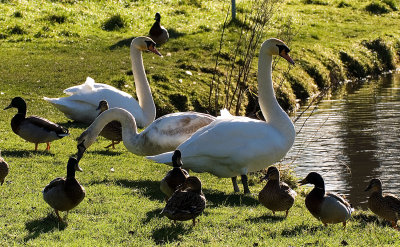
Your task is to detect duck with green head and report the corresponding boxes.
[258,166,296,217]
[365,178,400,230]
[160,150,189,202]
[4,97,69,151]
[299,172,353,228]
[42,157,85,222]
[161,176,206,226]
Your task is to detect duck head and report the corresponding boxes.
[299,172,325,190]
[261,166,280,181]
[262,38,295,65]
[4,97,27,113]
[365,178,382,193]
[172,150,183,168]
[180,176,202,193]
[131,36,162,57]
[154,12,161,22]
[96,100,109,112]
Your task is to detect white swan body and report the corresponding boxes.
[77,107,215,157]
[147,38,296,193]
[44,36,160,127]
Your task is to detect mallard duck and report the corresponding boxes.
[43,157,85,222]
[0,151,9,185]
[160,150,189,201]
[365,178,400,229]
[44,36,162,126]
[147,38,296,194]
[96,100,122,149]
[299,172,353,228]
[258,166,296,217]
[161,176,206,226]
[4,97,69,151]
[149,12,169,45]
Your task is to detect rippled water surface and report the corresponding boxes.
[285,72,400,208]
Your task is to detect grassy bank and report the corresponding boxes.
[0,0,400,246]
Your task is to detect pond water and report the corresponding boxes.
[285,71,400,208]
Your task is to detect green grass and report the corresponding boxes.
[0,0,400,245]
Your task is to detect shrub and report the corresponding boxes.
[363,38,395,71]
[102,15,125,31]
[365,2,391,14]
[339,51,367,78]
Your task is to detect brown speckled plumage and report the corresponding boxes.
[365,178,400,229]
[0,151,9,185]
[160,150,189,201]
[161,176,206,226]
[96,100,122,149]
[258,166,296,217]
[43,157,85,222]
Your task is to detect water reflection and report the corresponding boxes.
[286,72,400,208]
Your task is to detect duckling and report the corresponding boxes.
[160,150,189,201]
[4,97,69,151]
[96,100,122,149]
[148,12,169,45]
[258,166,296,217]
[42,157,85,222]
[299,172,353,228]
[160,176,206,226]
[0,151,9,185]
[365,178,400,229]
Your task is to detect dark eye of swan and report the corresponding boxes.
[145,40,156,49]
[276,44,290,54]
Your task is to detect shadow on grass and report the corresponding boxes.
[109,36,136,50]
[142,208,163,224]
[61,121,89,130]
[352,213,391,228]
[89,178,164,202]
[1,149,55,157]
[84,149,124,157]
[24,214,67,241]
[152,223,192,245]
[280,222,324,237]
[203,189,259,207]
[168,28,185,39]
[246,214,286,223]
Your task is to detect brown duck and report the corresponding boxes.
[148,12,169,45]
[0,151,9,185]
[161,176,206,226]
[4,97,69,151]
[160,150,189,201]
[96,100,122,149]
[258,166,296,217]
[42,157,85,222]
[365,178,400,229]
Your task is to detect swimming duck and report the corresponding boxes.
[147,38,296,194]
[258,166,296,217]
[44,36,161,126]
[0,151,9,185]
[161,176,206,226]
[4,97,69,151]
[299,172,353,228]
[365,178,400,229]
[149,12,169,45]
[96,100,122,149]
[42,157,85,222]
[160,150,189,201]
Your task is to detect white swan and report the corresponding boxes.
[76,107,215,159]
[44,36,160,127]
[147,38,296,194]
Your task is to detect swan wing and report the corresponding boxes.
[63,77,116,95]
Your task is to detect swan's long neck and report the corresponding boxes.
[257,48,295,146]
[83,108,139,150]
[130,48,156,127]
